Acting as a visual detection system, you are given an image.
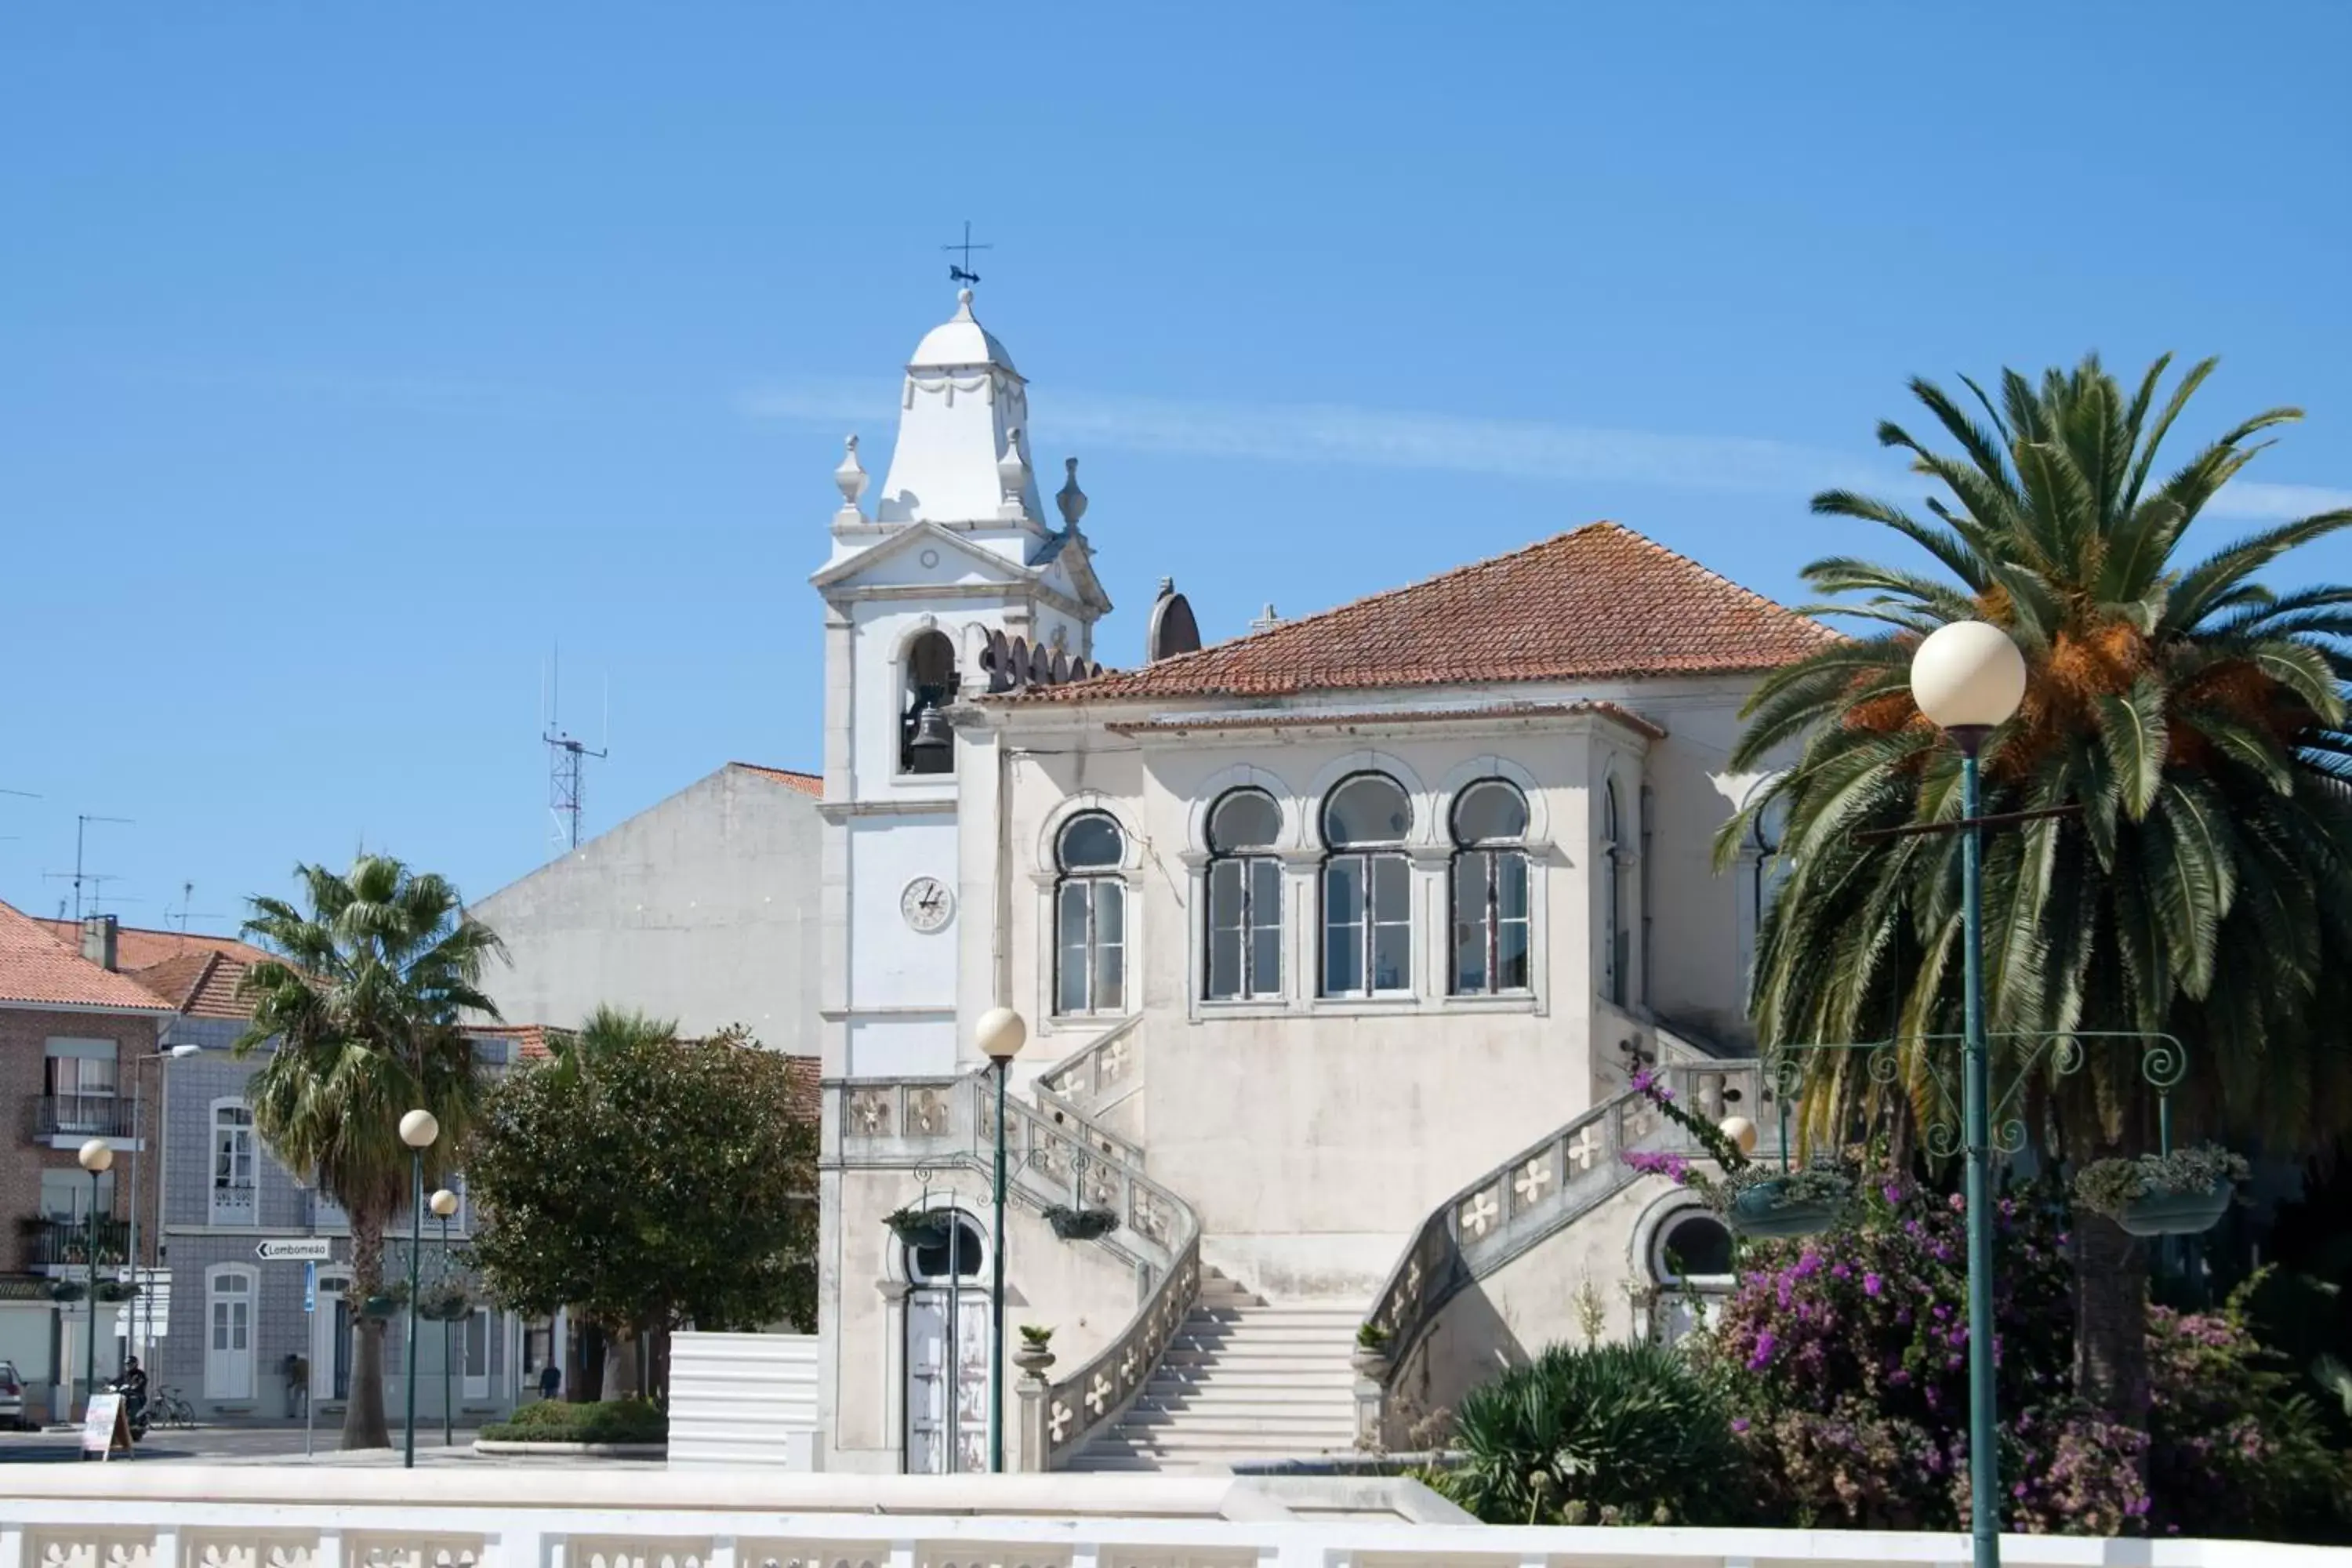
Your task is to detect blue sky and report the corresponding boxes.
[4,4,2348,936]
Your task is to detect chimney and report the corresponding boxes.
[81,913,119,971]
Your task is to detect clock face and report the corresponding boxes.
[902,877,955,934]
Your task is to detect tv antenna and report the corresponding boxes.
[542,648,610,853]
[942,220,990,287]
[45,813,132,922]
[169,881,226,934]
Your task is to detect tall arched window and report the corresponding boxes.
[901,630,959,775]
[1205,789,1283,1000]
[211,1098,256,1226]
[1450,779,1530,995]
[1602,780,1628,1007]
[1322,774,1412,997]
[1054,814,1126,1015]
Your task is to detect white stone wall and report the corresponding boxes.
[469,765,822,1048]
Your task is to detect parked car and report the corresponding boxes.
[0,1361,24,1430]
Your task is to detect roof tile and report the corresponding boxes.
[1007,523,1836,704]
[0,901,179,1012]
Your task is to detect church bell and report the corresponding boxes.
[907,699,953,755]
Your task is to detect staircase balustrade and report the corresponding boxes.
[1359,1059,1759,1436]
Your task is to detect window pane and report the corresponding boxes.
[1209,924,1242,1000]
[1325,775,1410,848]
[1249,858,1283,923]
[1325,856,1363,924]
[1059,814,1123,869]
[1452,853,1486,994]
[1210,789,1280,852]
[1057,938,1088,1014]
[1208,859,1242,932]
[1370,854,1410,920]
[1323,858,1363,995]
[1497,851,1529,919]
[1497,916,1530,991]
[1250,923,1282,996]
[1372,920,1411,993]
[1452,780,1527,845]
[1094,887,1124,1010]
[1094,881,1124,945]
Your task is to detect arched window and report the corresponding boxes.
[211,1099,256,1226]
[901,630,959,775]
[1206,789,1283,1000]
[1054,814,1126,1015]
[1650,1209,1734,1287]
[1602,780,1628,1007]
[908,1213,988,1282]
[1450,780,1530,995]
[1322,774,1412,997]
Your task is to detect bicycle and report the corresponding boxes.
[148,1387,197,1428]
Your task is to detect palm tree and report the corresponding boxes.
[234,855,505,1450]
[1722,354,2352,1426]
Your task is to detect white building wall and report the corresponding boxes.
[470,765,823,1048]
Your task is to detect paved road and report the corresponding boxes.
[0,1425,495,1465]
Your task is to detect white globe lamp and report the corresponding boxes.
[975,1006,1027,1065]
[1910,622,2027,739]
[1719,1115,1759,1156]
[77,1138,114,1175]
[398,1109,440,1149]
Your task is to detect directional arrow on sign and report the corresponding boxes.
[255,1238,333,1262]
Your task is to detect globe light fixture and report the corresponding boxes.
[429,1188,459,1218]
[1718,1115,1759,1156]
[75,1140,114,1421]
[975,1005,1027,1065]
[399,1109,441,1150]
[397,1108,437,1467]
[1910,620,2027,738]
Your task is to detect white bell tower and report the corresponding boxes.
[810,285,1113,1085]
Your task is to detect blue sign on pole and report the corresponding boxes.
[303,1261,317,1315]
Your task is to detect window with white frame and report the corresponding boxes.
[43,1040,118,1134]
[1205,789,1283,1000]
[1450,779,1531,995]
[1054,813,1127,1015]
[1321,773,1413,998]
[212,1099,257,1225]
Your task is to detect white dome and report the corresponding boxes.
[909,289,1018,372]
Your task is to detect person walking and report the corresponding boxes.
[538,1360,561,1403]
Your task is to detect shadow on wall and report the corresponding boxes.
[1385,1283,1525,1450]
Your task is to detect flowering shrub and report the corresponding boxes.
[1621,1069,1852,1219]
[1699,1174,2347,1537]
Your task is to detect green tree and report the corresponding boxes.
[546,1003,677,1083]
[234,855,505,1450]
[463,1024,818,1385]
[1723,354,2352,1428]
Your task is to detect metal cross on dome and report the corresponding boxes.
[942,220,991,286]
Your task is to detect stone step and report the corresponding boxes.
[1144,1374,1356,1396]
[1119,1407,1356,1432]
[1085,1432,1357,1457]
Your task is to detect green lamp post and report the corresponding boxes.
[975,1005,1027,1474]
[75,1138,114,1421]
[1909,619,2030,1568]
[430,1186,460,1446]
[397,1108,439,1470]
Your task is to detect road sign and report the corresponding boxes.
[255,1238,333,1262]
[303,1261,317,1314]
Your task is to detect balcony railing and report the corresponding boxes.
[30,1094,136,1140]
[22,1216,129,1269]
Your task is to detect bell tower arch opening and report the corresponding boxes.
[901,629,960,775]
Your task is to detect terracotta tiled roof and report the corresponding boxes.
[467,1022,572,1062]
[129,949,257,1021]
[1104,700,1668,741]
[0,900,179,1012]
[1009,523,1838,704]
[33,917,274,972]
[728,763,824,797]
[782,1054,821,1123]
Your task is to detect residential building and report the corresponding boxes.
[0,903,176,1424]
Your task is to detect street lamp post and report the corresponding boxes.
[430,1188,459,1447]
[975,1006,1026,1474]
[1910,620,2029,1568]
[123,1044,200,1377]
[397,1109,440,1470]
[76,1139,114,1421]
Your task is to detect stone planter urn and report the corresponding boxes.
[1014,1342,1056,1379]
[1350,1345,1392,1382]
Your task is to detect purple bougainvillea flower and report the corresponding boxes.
[1863,1272,1883,1297]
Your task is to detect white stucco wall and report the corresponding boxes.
[470,764,822,1048]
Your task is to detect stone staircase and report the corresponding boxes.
[1067,1265,1363,1472]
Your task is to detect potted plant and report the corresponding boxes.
[1042,1203,1120,1242]
[48,1279,85,1304]
[884,1205,953,1247]
[1014,1323,1056,1377]
[94,1280,139,1304]
[1352,1322,1392,1380]
[1721,1164,1853,1240]
[416,1279,472,1323]
[2072,1144,2248,1237]
[361,1283,405,1319]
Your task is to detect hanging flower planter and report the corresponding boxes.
[1043,1204,1120,1242]
[416,1282,473,1322]
[361,1293,401,1319]
[884,1207,953,1248]
[1725,1171,1852,1240]
[48,1280,86,1304]
[94,1280,140,1304]
[2074,1145,2247,1239]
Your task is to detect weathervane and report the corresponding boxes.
[943,220,991,286]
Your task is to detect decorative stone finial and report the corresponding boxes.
[1156,576,1174,597]
[955,286,976,318]
[834,434,869,514]
[997,426,1032,517]
[1250,603,1282,633]
[1057,457,1089,530]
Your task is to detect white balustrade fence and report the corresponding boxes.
[5,1470,2345,1568]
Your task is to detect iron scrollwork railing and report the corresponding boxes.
[1361,1060,1760,1394]
[838,1066,1203,1468]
